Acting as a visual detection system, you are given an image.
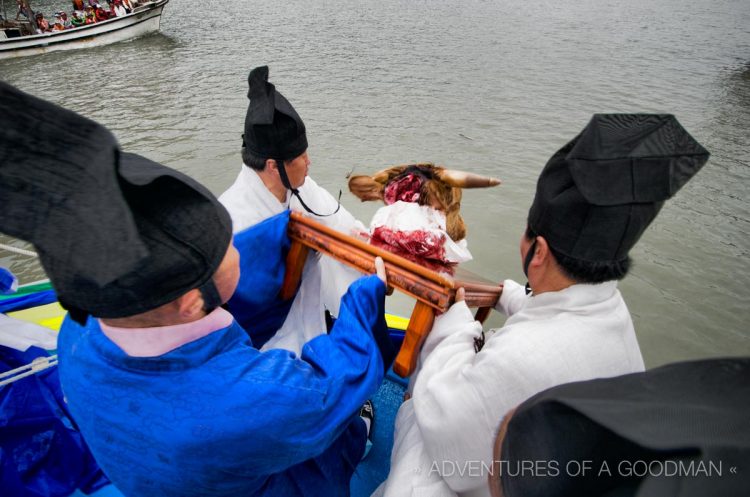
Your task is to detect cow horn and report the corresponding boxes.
[437,169,502,188]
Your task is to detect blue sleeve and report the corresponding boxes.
[220,275,391,473]
[226,211,293,345]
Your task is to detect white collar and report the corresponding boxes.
[99,307,234,357]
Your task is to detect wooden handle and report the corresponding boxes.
[393,301,436,377]
[280,241,310,300]
[281,212,503,378]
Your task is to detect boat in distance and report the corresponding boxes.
[0,0,169,60]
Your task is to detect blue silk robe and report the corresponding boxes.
[57,212,393,496]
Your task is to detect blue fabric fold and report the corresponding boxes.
[227,210,293,348]
[0,267,17,295]
[0,346,109,497]
[0,290,58,314]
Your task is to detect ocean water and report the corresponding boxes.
[1,0,749,366]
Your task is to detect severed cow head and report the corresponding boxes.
[348,163,501,241]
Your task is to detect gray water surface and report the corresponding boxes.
[2,0,749,366]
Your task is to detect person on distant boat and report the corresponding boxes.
[59,11,72,28]
[51,12,65,31]
[70,10,85,26]
[34,12,50,32]
[0,81,395,497]
[93,3,109,21]
[220,66,368,355]
[489,357,750,497]
[72,0,84,11]
[83,6,95,23]
[15,0,33,25]
[112,0,126,17]
[375,114,710,497]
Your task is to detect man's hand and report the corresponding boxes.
[375,256,387,285]
[455,287,465,302]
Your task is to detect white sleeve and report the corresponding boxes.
[420,300,481,362]
[494,279,528,316]
[377,400,459,497]
[405,301,481,392]
[411,325,538,493]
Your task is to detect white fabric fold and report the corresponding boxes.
[0,313,58,351]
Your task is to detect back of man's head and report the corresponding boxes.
[527,114,709,284]
[0,82,233,324]
[242,66,307,166]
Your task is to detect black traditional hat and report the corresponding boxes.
[499,358,750,497]
[528,114,709,263]
[0,82,232,322]
[242,65,340,217]
[243,65,307,162]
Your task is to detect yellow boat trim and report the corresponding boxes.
[7,302,66,332]
[6,301,407,334]
[385,313,408,331]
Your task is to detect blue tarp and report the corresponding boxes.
[0,290,58,314]
[0,345,109,497]
[1,267,18,295]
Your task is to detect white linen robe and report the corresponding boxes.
[376,279,645,497]
[219,165,365,354]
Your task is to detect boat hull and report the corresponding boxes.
[0,0,168,59]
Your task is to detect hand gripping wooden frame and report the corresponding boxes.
[281,212,501,377]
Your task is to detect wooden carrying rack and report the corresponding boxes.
[281,211,501,377]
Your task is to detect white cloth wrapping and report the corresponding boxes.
[369,202,472,264]
[379,279,645,497]
[219,165,365,354]
[0,313,58,351]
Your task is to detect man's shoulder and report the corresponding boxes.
[489,302,633,354]
[218,166,247,201]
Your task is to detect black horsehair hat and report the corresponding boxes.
[243,65,341,217]
[528,114,709,263]
[243,65,308,162]
[501,357,750,497]
[0,82,232,322]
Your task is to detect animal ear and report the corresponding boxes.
[436,168,502,188]
[348,175,385,201]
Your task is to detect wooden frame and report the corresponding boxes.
[282,211,502,377]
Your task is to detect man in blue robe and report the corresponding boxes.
[0,82,394,497]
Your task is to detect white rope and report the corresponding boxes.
[0,242,38,258]
[0,355,58,387]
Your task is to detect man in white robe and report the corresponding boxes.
[220,66,364,354]
[376,114,710,497]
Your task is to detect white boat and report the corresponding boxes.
[0,0,169,59]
